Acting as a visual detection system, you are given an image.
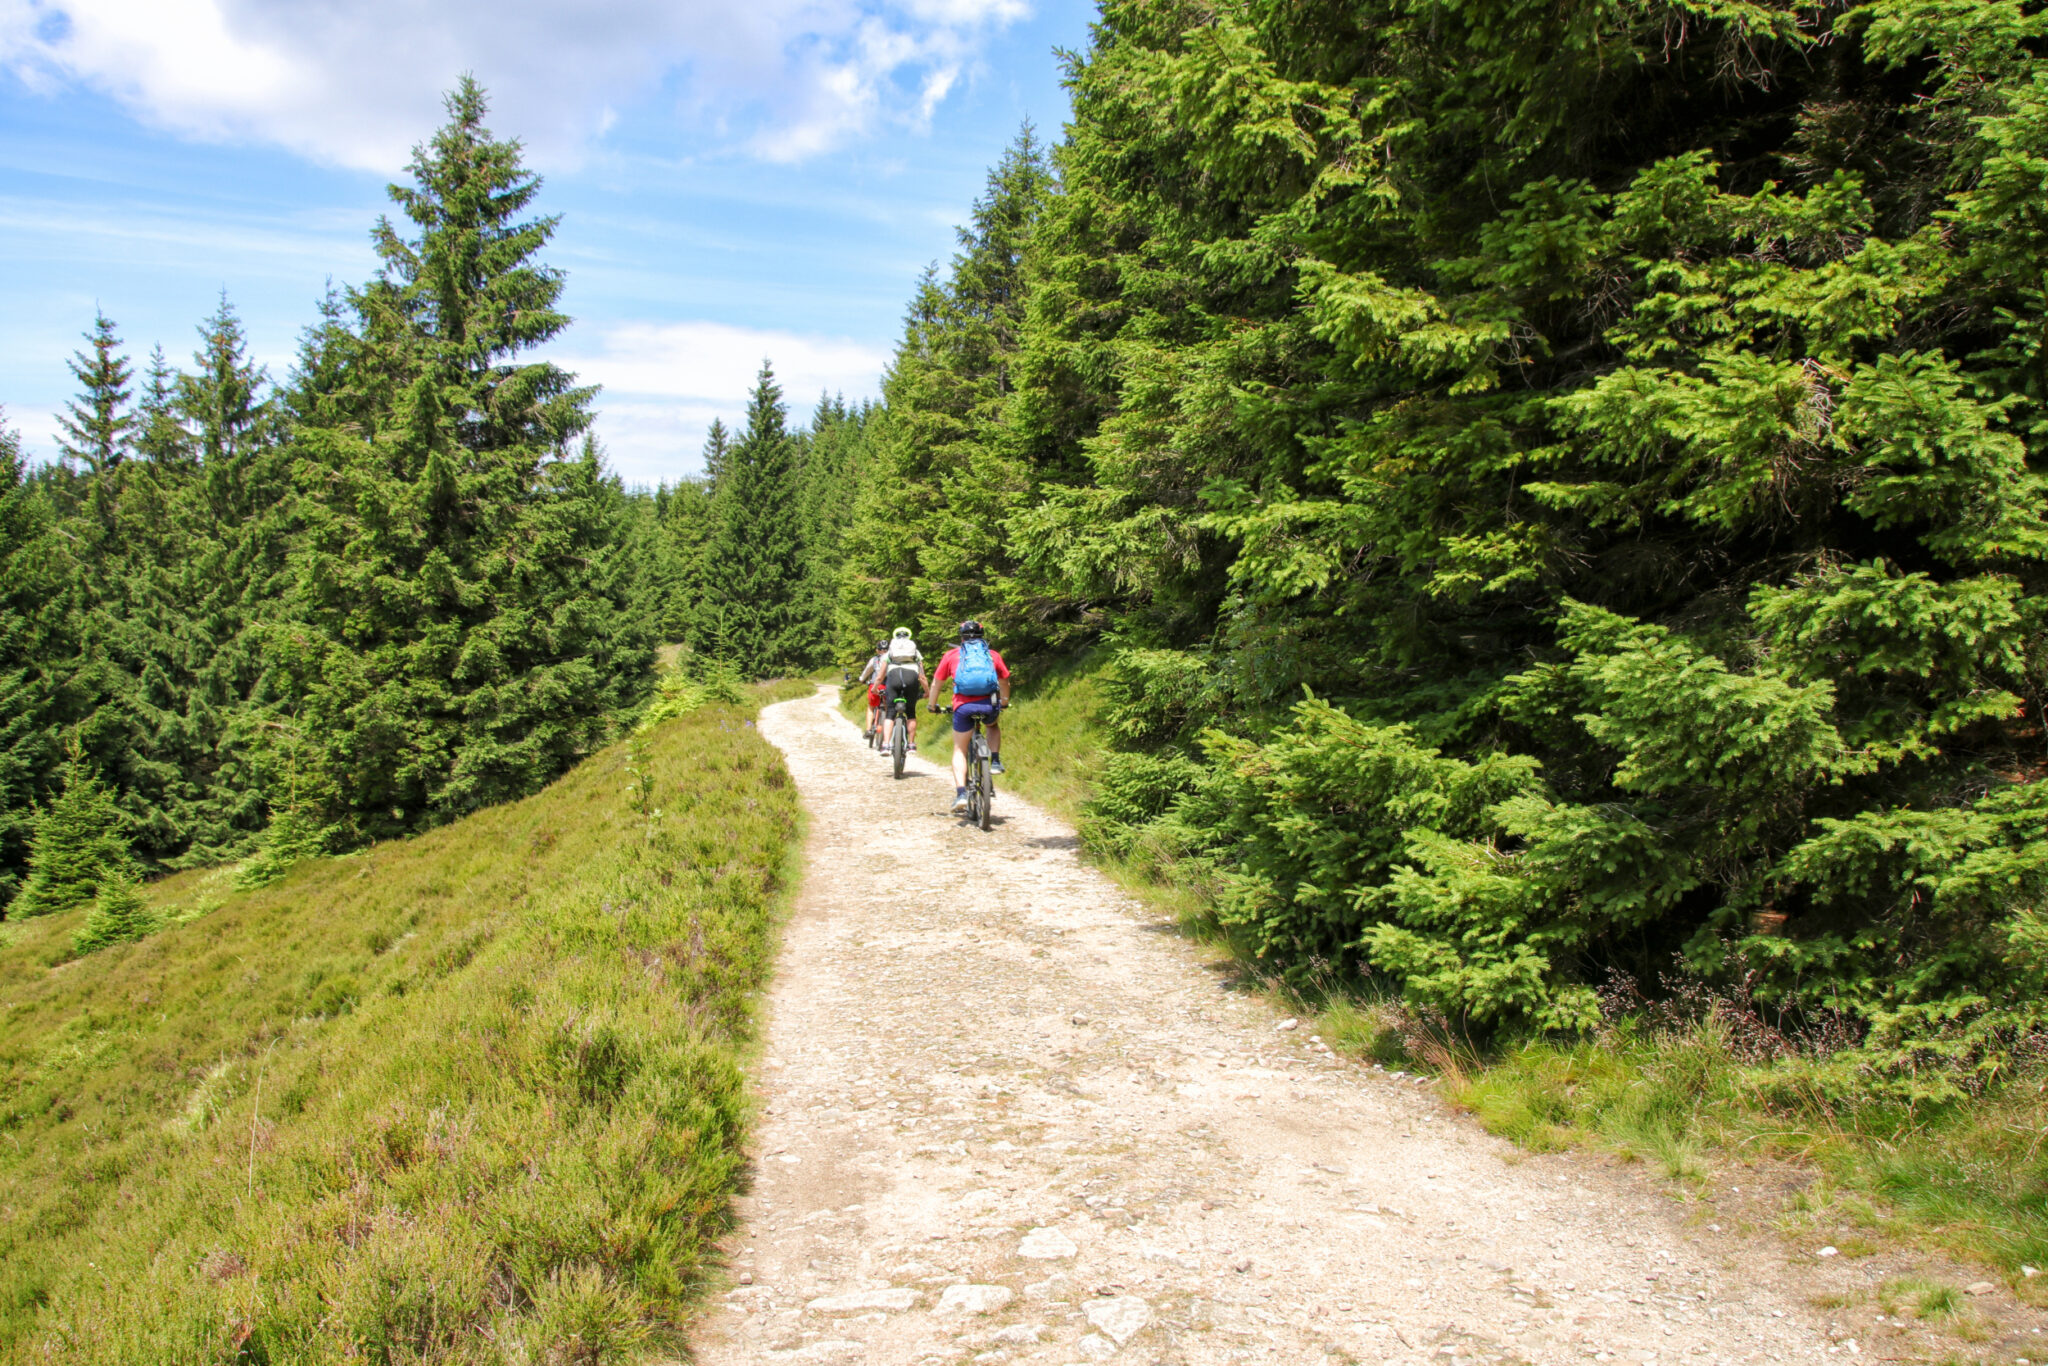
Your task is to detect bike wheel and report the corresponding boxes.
[892,718,907,777]
[972,736,994,830]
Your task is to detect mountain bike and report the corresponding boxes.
[868,697,887,753]
[932,702,997,830]
[888,695,912,779]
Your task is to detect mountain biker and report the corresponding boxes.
[881,626,926,755]
[928,619,1010,813]
[858,639,888,740]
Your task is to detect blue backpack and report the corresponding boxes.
[954,639,999,695]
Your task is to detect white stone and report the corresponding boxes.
[1816,1246,1838,1258]
[1075,1333,1118,1361]
[993,1324,1044,1343]
[1084,1295,1151,1344]
[1275,1018,1300,1031]
[937,1283,1016,1314]
[1019,1227,1079,1259]
[806,1288,919,1313]
[1965,1281,1996,1296]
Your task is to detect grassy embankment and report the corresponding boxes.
[0,680,810,1364]
[845,658,2048,1296]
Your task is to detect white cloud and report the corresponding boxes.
[0,0,1032,170]
[558,319,891,486]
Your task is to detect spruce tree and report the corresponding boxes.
[657,476,718,645]
[178,294,277,523]
[13,752,132,917]
[55,311,133,474]
[53,295,282,875]
[131,347,192,466]
[0,415,65,912]
[697,363,810,672]
[283,78,650,837]
[700,418,732,487]
[70,870,155,955]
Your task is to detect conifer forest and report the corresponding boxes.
[12,0,2048,1108]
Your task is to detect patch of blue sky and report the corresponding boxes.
[0,0,1093,486]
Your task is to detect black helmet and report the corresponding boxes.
[873,639,887,652]
[959,619,985,641]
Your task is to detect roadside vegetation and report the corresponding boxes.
[825,0,2048,1301]
[851,658,2048,1296]
[0,683,803,1363]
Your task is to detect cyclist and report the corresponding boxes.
[927,619,1011,813]
[880,626,926,755]
[857,639,888,741]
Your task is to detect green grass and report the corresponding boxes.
[1439,1030,2048,1280]
[0,686,802,1363]
[884,648,2048,1291]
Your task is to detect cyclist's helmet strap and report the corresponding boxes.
[959,619,985,640]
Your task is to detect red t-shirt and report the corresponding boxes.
[932,646,1010,702]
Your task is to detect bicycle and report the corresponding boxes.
[934,701,997,830]
[868,696,888,753]
[888,695,912,779]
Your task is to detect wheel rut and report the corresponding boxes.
[690,685,1843,1365]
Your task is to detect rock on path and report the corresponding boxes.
[691,687,1837,1364]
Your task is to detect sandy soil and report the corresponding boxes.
[687,686,1975,1365]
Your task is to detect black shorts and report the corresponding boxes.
[884,669,922,714]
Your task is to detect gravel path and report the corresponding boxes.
[691,686,1845,1365]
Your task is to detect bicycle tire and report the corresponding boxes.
[977,752,994,831]
[892,714,907,778]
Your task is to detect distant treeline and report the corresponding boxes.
[0,79,864,913]
[837,0,2048,1093]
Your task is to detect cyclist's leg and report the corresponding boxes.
[951,728,971,786]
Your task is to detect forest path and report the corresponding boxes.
[691,685,1841,1366]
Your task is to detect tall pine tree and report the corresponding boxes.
[696,364,810,671]
[0,415,66,912]
[282,78,650,838]
[55,311,133,474]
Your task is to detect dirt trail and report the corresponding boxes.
[692,686,1847,1365]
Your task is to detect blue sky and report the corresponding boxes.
[0,0,1095,485]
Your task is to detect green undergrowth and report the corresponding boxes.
[910,650,2048,1288]
[0,684,802,1363]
